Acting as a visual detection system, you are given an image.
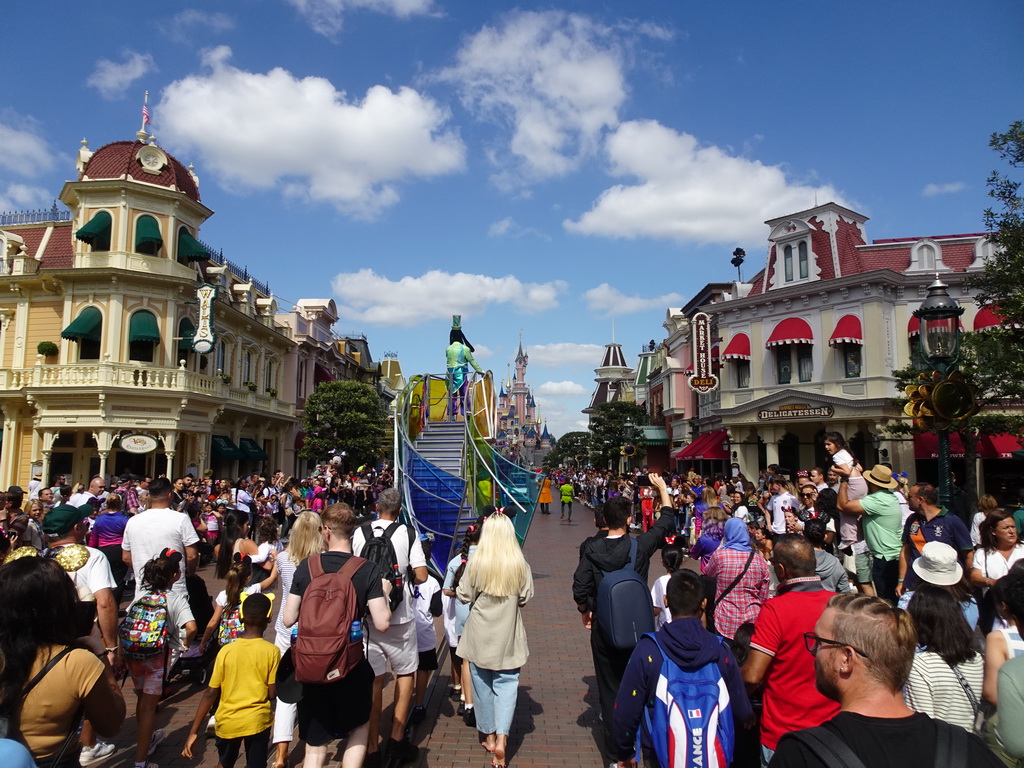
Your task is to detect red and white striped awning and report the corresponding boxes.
[721,333,751,361]
[765,318,814,348]
[828,314,863,347]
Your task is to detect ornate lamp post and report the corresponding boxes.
[913,278,964,509]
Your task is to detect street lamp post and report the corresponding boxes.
[913,277,964,511]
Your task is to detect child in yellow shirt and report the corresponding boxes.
[182,592,280,768]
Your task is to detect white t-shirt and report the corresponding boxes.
[122,507,200,598]
[215,583,263,608]
[67,546,117,599]
[352,519,426,625]
[768,492,798,535]
[413,575,441,652]
[974,545,1024,630]
[832,449,855,468]
[651,574,673,629]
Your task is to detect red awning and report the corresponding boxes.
[913,432,1023,460]
[765,317,814,348]
[684,344,721,374]
[909,315,963,337]
[314,364,336,384]
[673,430,729,461]
[294,431,305,450]
[722,333,751,361]
[828,314,863,347]
[974,305,1005,332]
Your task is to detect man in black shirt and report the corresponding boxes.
[283,502,391,768]
[770,592,1001,768]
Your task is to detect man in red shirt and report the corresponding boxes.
[742,534,839,766]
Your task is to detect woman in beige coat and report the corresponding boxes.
[456,512,534,768]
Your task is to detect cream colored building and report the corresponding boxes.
[0,132,298,487]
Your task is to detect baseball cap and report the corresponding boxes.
[41,504,91,536]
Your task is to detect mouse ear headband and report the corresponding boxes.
[233,552,252,566]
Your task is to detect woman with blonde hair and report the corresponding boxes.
[457,513,534,768]
[271,510,325,768]
[971,494,1000,548]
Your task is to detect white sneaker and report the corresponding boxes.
[148,729,167,756]
[80,741,116,766]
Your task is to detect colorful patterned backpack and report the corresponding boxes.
[119,592,170,660]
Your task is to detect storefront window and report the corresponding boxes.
[776,348,792,384]
[736,360,750,389]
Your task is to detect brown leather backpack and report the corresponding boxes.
[293,554,366,684]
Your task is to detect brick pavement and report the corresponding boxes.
[100,501,611,767]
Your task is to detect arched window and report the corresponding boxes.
[264,358,277,393]
[135,215,163,256]
[75,211,112,251]
[798,241,809,279]
[783,245,794,282]
[128,310,160,363]
[241,348,253,385]
[61,306,103,361]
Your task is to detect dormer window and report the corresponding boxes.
[908,238,943,272]
[783,242,810,282]
[768,219,817,289]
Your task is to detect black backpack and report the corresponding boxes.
[783,718,968,768]
[595,537,655,650]
[360,521,415,611]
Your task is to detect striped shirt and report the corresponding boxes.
[274,550,298,646]
[904,650,983,731]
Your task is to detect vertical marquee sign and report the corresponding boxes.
[689,311,719,394]
[192,284,218,354]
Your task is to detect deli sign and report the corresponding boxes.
[689,312,719,394]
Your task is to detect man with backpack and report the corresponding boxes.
[769,593,1002,768]
[573,473,675,768]
[283,502,392,768]
[352,488,427,768]
[612,569,752,768]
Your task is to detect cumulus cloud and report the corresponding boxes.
[0,183,51,213]
[537,380,589,397]
[331,269,567,325]
[528,342,605,367]
[162,10,234,41]
[0,121,54,177]
[487,216,550,240]
[287,0,435,38]
[436,10,627,188]
[86,51,156,100]
[584,283,684,317]
[565,120,846,245]
[158,47,464,218]
[922,182,966,197]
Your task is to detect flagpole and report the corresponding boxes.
[139,91,150,141]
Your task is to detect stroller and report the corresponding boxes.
[163,573,217,690]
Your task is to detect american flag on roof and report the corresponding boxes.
[142,104,150,126]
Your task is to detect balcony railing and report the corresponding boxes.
[0,205,72,226]
[0,362,294,417]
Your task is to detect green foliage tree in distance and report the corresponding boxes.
[543,431,592,470]
[588,401,648,469]
[300,380,387,467]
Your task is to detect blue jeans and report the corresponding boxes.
[761,743,775,767]
[469,665,520,736]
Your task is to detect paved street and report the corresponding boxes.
[107,501,610,768]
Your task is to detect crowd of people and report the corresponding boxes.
[567,430,1024,768]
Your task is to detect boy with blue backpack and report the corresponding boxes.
[612,569,752,768]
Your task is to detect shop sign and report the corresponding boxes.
[120,433,159,454]
[757,404,835,421]
[689,312,719,394]
[193,284,218,354]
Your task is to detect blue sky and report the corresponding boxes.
[2,1,1022,438]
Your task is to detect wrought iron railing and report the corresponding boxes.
[0,205,72,225]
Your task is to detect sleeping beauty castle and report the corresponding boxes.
[495,335,553,467]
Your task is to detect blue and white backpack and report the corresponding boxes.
[638,634,736,768]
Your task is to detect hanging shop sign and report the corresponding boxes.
[192,284,218,354]
[689,312,719,394]
[120,433,159,454]
[757,404,835,421]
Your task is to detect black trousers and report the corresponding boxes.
[872,556,900,604]
[590,620,631,760]
[216,727,270,768]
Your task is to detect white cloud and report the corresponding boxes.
[86,51,156,100]
[436,10,627,188]
[565,120,847,245]
[158,47,464,219]
[0,183,51,213]
[162,10,235,41]
[0,121,53,177]
[537,380,589,397]
[487,216,550,240]
[583,283,684,317]
[923,182,966,197]
[470,343,493,359]
[331,269,567,326]
[287,0,435,38]
[528,342,604,367]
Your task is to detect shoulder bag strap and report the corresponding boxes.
[947,660,981,715]
[714,550,757,608]
[626,536,638,568]
[307,553,324,580]
[383,521,402,540]
[21,647,77,702]
[933,718,968,768]
[785,726,869,768]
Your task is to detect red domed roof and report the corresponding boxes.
[81,140,201,202]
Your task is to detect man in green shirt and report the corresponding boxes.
[559,481,574,521]
[837,464,902,604]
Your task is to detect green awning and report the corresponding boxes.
[238,437,268,461]
[61,306,103,342]
[129,311,161,344]
[177,318,196,352]
[75,211,112,249]
[135,216,163,249]
[211,435,244,461]
[177,229,211,262]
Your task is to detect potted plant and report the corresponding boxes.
[245,381,257,392]
[219,373,232,385]
[37,341,59,358]
[266,387,278,398]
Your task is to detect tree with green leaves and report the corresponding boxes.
[588,401,648,469]
[542,431,592,470]
[300,380,388,467]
